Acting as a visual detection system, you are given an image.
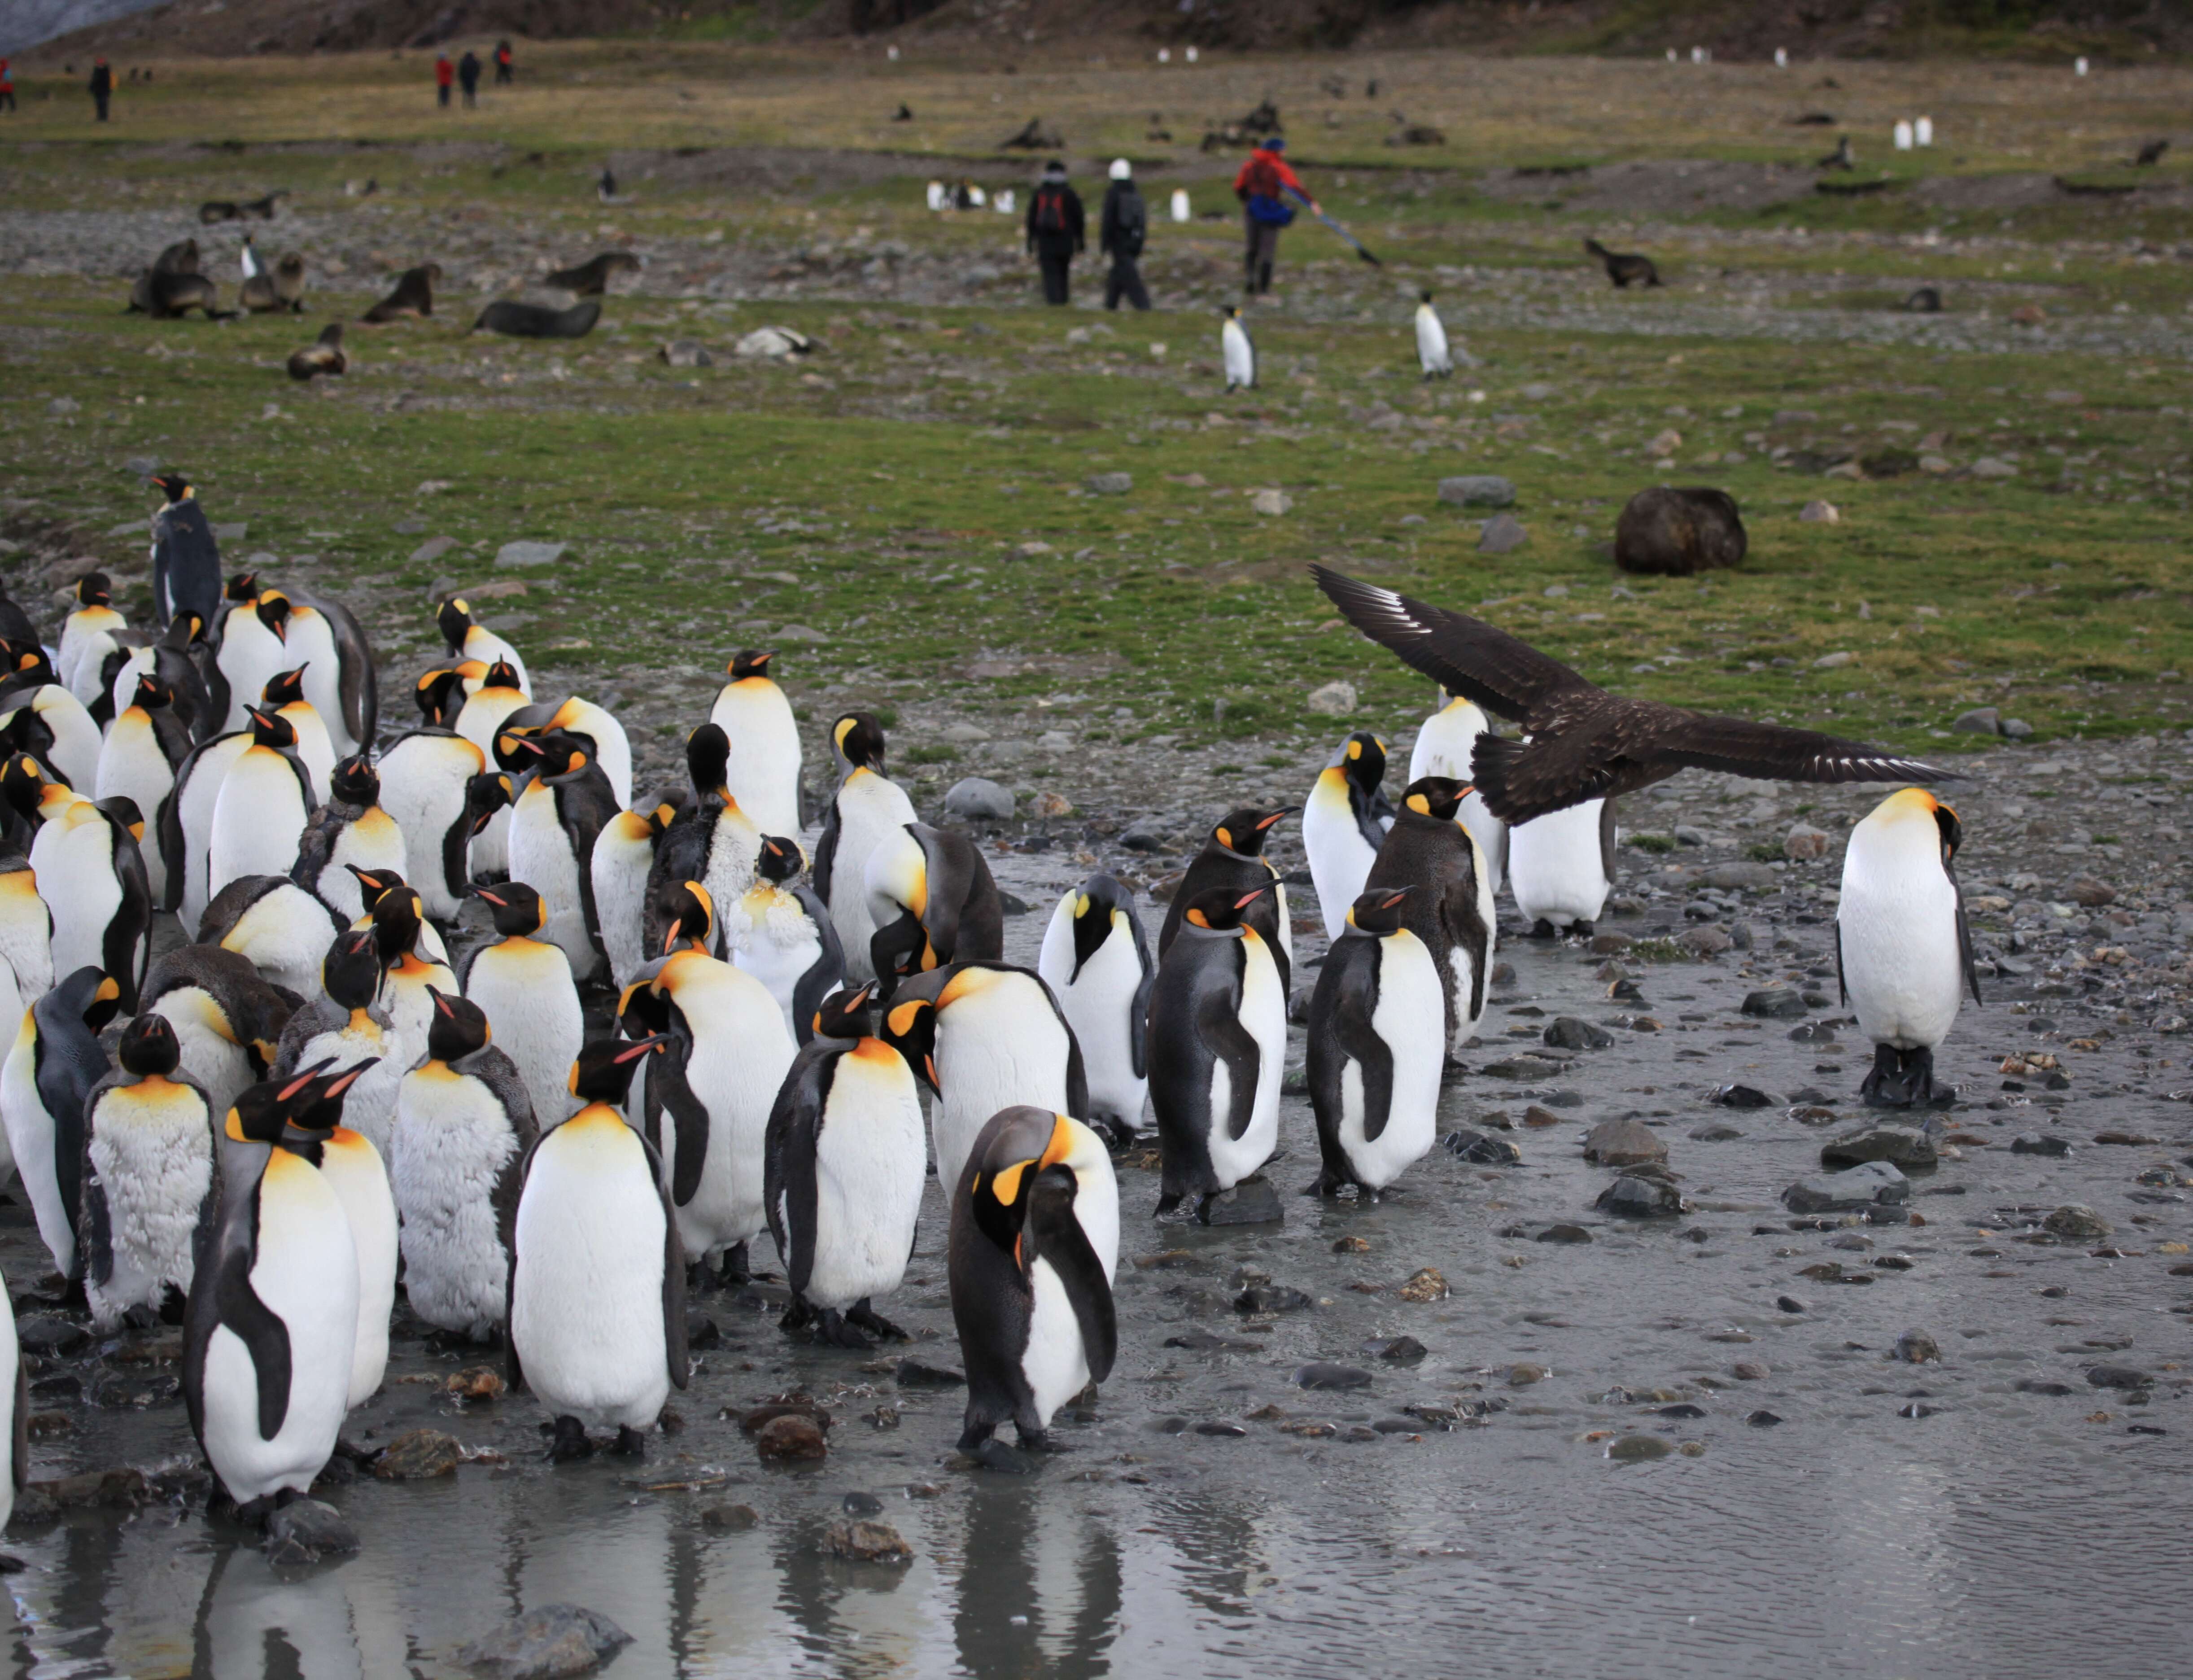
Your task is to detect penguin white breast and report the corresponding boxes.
[391,1063,521,1338]
[1052,926,1147,1129]
[179,734,253,927]
[1021,1257,1093,1431]
[827,773,918,979]
[153,991,257,1117]
[468,940,584,1127]
[30,804,124,982]
[708,683,802,838]
[804,1042,926,1310]
[208,748,311,899]
[510,786,585,941]
[1303,769,1379,939]
[933,983,1073,1195]
[0,1282,16,1530]
[591,824,656,993]
[216,620,288,734]
[34,690,101,794]
[1507,799,1610,928]
[1344,932,1443,1190]
[319,1131,398,1408]
[1839,814,1962,1049]
[323,809,409,919]
[278,702,335,798]
[658,958,794,1251]
[1205,933,1285,1190]
[220,884,339,998]
[0,878,51,1004]
[729,886,825,1034]
[285,613,350,754]
[511,1114,671,1428]
[85,1080,214,1328]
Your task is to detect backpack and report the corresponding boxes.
[1033,186,1070,236]
[1240,153,1296,226]
[1113,187,1146,244]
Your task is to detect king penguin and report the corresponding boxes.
[183,1066,359,1517]
[1507,797,1616,938]
[1414,289,1455,380]
[878,959,1088,1203]
[812,713,917,987]
[644,724,760,960]
[273,927,405,1161]
[707,650,802,837]
[0,857,54,1013]
[764,984,926,1348]
[292,753,409,924]
[0,678,102,797]
[1304,731,1396,941]
[864,821,1005,1003]
[162,722,254,928]
[506,729,618,981]
[948,1106,1118,1451]
[0,967,120,1283]
[365,878,459,1058]
[209,576,292,737]
[463,882,585,1128]
[1363,776,1494,1056]
[376,727,496,922]
[1036,874,1153,1146]
[206,706,316,906]
[1838,787,1982,1108]
[261,588,377,761]
[618,892,797,1287]
[0,1264,21,1533]
[593,797,680,993]
[1305,887,1444,1198]
[96,673,192,907]
[258,665,336,797]
[391,989,537,1342]
[58,573,129,711]
[1156,805,1294,997]
[436,596,529,697]
[730,834,844,1047]
[7,754,152,1010]
[1220,304,1256,392]
[148,475,223,633]
[507,1036,688,1461]
[80,1013,217,1331]
[140,944,297,1120]
[502,693,632,812]
[1146,885,1285,1220]
[450,660,529,877]
[287,1058,398,1409]
[1407,688,1507,896]
[197,870,344,999]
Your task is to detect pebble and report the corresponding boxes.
[17,1318,89,1358]
[1782,1160,1909,1213]
[1596,1173,1686,1218]
[1953,706,2003,735]
[2012,1133,2073,1157]
[263,1498,359,1566]
[2044,1204,2112,1241]
[1732,1360,1770,1381]
[1583,1116,1668,1167]
[2066,876,2116,908]
[1306,679,1357,716]
[1365,1335,1428,1364]
[894,1358,966,1387]
[1477,513,1529,554]
[1086,472,1133,495]
[1606,1435,1671,1461]
[824,1518,914,1563]
[1292,1362,1372,1390]
[1509,1362,1548,1386]
[1235,1284,1315,1313]
[408,535,457,565]
[942,777,1014,820]
[1820,1126,1937,1169]
[1746,1410,1784,1427]
[494,540,566,569]
[1199,1176,1283,1225]
[1691,1124,1744,1141]
[1194,1420,1248,1437]
[1249,489,1292,516]
[458,1604,633,1680]
[1741,988,1807,1020]
[755,1415,829,1462]
[1544,1015,1615,1051]
[2086,1365,2153,1391]
[1436,474,1515,508]
[374,1428,463,1480]
[1969,456,2018,479]
[1678,923,1733,955]
[1712,1082,1778,1107]
[1537,1223,1594,1244]
[701,1503,758,1531]
[1783,824,1830,860]
[1894,1329,1941,1364]
[1441,1127,1521,1164]
[1397,1268,1449,1303]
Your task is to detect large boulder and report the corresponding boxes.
[1613,486,1747,577]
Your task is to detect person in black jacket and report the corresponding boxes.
[1098,158,1151,312]
[1024,161,1085,307]
[457,50,482,108]
[89,58,113,122]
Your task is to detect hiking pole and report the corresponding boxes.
[1288,187,1381,266]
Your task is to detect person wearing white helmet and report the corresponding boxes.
[1099,157,1152,312]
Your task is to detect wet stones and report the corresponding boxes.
[2086,1365,2153,1391]
[1508,1363,1548,1386]
[1537,1224,1594,1244]
[375,1429,464,1480]
[1741,988,1807,1020]
[1442,1127,1521,1164]
[264,1498,359,1566]
[2012,1133,2073,1157]
[1782,1160,1910,1213]
[459,1604,633,1680]
[755,1415,829,1463]
[1820,1126,1937,1170]
[942,777,1014,820]
[1607,1435,1671,1461]
[1678,923,1733,956]
[1596,1172,1687,1218]
[1583,1116,1667,1167]
[2066,876,2116,908]
[894,1359,965,1387]
[1365,1335,1428,1364]
[1235,1283,1315,1313]
[2043,1204,2111,1241]
[1544,1015,1615,1051]
[1292,1362,1372,1390]
[701,1503,759,1531]
[1893,1330,1941,1364]
[1712,1083,1777,1108]
[1482,1053,1572,1081]
[1691,1124,1745,1142]
[825,1519,914,1563]
[1704,862,1778,892]
[1200,1176,1283,1225]
[1731,1360,1770,1381]
[1397,1268,1449,1303]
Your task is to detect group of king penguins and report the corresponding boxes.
[0,479,1984,1520]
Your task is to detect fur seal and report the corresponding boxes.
[361,264,442,324]
[471,300,601,340]
[1613,487,1746,578]
[1584,237,1660,289]
[543,252,639,296]
[286,324,346,381]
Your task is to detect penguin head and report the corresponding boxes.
[656,879,714,953]
[1345,885,1414,936]
[152,474,193,506]
[224,572,260,604]
[1068,876,1130,976]
[164,610,209,650]
[464,771,514,832]
[482,658,524,695]
[4,643,56,687]
[1420,288,1434,304]
[727,649,775,683]
[756,835,804,885]
[254,590,293,642]
[813,983,876,1042]
[118,1012,182,1078]
[568,1035,668,1106]
[491,726,536,774]
[364,879,427,963]
[522,729,593,782]
[878,994,940,1094]
[81,971,125,1035]
[830,712,888,775]
[1220,304,1240,320]
[131,674,173,713]
[1211,805,1293,858]
[1877,786,1961,863]
[685,723,732,801]
[329,753,379,807]
[475,880,548,940]
[290,1058,381,1137]
[1180,882,1269,934]
[260,665,308,708]
[1331,731,1387,792]
[74,573,112,608]
[425,986,491,1062]
[346,864,406,913]
[966,1107,1105,1250]
[1401,775,1466,823]
[245,705,297,750]
[322,927,385,1012]
[0,752,54,820]
[416,665,467,725]
[433,597,474,654]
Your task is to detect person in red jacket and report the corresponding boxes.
[1233,136,1318,298]
[494,40,514,84]
[0,60,16,115]
[434,52,454,109]
[1023,160,1086,306]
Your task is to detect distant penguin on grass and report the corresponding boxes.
[1306,887,1443,1198]
[1838,787,1981,1109]
[1037,874,1153,1147]
[1415,290,1453,379]
[1220,304,1256,391]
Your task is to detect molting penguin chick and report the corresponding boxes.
[708,650,802,838]
[390,988,537,1341]
[1364,776,1494,1055]
[1306,887,1443,1197]
[507,1035,687,1462]
[880,961,1088,1205]
[731,835,844,1047]
[0,967,122,1282]
[864,822,1005,1004]
[1037,874,1153,1146]
[1304,731,1396,941]
[140,943,297,1119]
[463,881,584,1128]
[1407,688,1507,894]
[1157,805,1294,996]
[506,729,619,981]
[272,926,403,1160]
[1146,885,1285,1221]
[80,1013,217,1332]
[812,712,917,986]
[764,984,926,1348]
[183,1065,359,1517]
[1838,788,1981,1109]
[1506,796,1616,938]
[948,1107,1118,1451]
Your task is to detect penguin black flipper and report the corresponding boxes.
[787,886,846,1048]
[648,1028,714,1208]
[10,1357,25,1497]
[763,1050,833,1299]
[1195,968,1263,1143]
[1598,798,1618,887]
[557,786,614,956]
[501,1128,547,1395]
[1307,944,1393,1196]
[216,1234,293,1439]
[1954,884,1983,1008]
[79,1143,115,1291]
[96,810,153,1011]
[868,911,927,1002]
[1834,922,1848,1008]
[915,826,1004,966]
[811,800,843,908]
[1129,958,1154,1082]
[1025,1168,1116,1383]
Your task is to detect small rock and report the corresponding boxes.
[1397,1268,1449,1303]
[894,1358,966,1388]
[824,1518,914,1564]
[373,1428,463,1480]
[1607,1435,1671,1461]
[2011,1133,2072,1157]
[1030,791,1074,818]
[1508,1362,1547,1387]
[1746,1410,1784,1427]
[1776,1295,1807,1314]
[2066,876,2116,908]
[1678,924,1733,955]
[1645,428,1682,457]
[1235,1284,1315,1313]
[1783,824,1830,861]
[943,778,1014,820]
[1249,488,1292,516]
[1086,472,1133,495]
[1732,1361,1770,1381]
[1893,1329,1941,1364]
[1523,1104,1563,1128]
[1952,706,2002,735]
[1366,1335,1428,1364]
[1968,456,2018,479]
[446,1366,504,1401]
[1544,1016,1615,1051]
[1477,513,1528,554]
[1437,474,1515,508]
[1198,1176,1283,1225]
[1306,680,1357,717]
[701,1503,758,1531]
[1799,499,1840,524]
[1712,1083,1777,1108]
[1813,655,1855,674]
[1292,1362,1372,1390]
[1821,1126,1937,1169]
[48,397,79,416]
[2043,1204,2111,1241]
[1741,989,1807,1020]
[2002,718,2034,740]
[1537,1223,1593,1244]
[1705,862,1778,891]
[495,540,567,569]
[16,1318,89,1358]
[408,535,458,565]
[458,1603,634,1680]
[263,1498,359,1566]
[2087,1365,2153,1391]
[1596,1174,1686,1218]
[659,339,713,368]
[1691,1124,1744,1142]
[1441,1127,1520,1165]
[755,1415,829,1462]
[1782,1160,1909,1213]
[1583,1116,1668,1168]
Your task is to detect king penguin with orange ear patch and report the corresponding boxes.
[812,713,916,986]
[1157,806,1294,995]
[2,967,121,1284]
[436,595,529,696]
[1306,887,1444,1198]
[1363,775,1494,1057]
[1304,731,1395,941]
[948,1106,1118,1452]
[507,729,618,982]
[507,1036,687,1462]
[645,725,760,958]
[1838,787,1982,1109]
[1146,884,1286,1222]
[291,753,408,924]
[593,797,681,993]
[708,650,802,838]
[863,822,1005,1004]
[7,754,152,1011]
[96,674,192,908]
[274,927,404,1159]
[286,1058,397,1409]
[764,984,926,1348]
[1037,874,1153,1146]
[464,881,584,1128]
[207,706,316,905]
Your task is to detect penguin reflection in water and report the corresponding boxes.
[949,1107,1118,1453]
[507,1037,687,1461]
[1838,788,1982,1108]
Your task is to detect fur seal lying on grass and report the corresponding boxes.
[542,252,639,296]
[471,300,600,340]
[287,324,346,381]
[362,264,442,324]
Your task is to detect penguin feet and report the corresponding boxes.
[1571,920,1595,939]
[717,1242,751,1290]
[1527,918,1559,941]
[1302,1166,1358,1198]
[1861,1043,1946,1109]
[612,1426,647,1459]
[547,1415,594,1463]
[847,1299,908,1343]
[813,1309,876,1352]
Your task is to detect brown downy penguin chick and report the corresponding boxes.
[79,1011,217,1331]
[286,323,345,381]
[1362,776,1494,1058]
